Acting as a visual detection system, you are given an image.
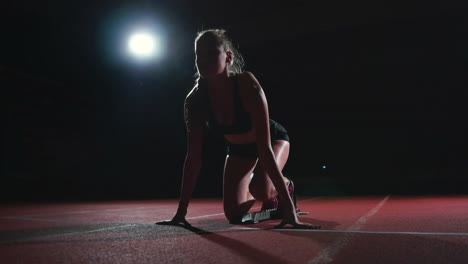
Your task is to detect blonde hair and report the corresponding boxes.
[193,28,245,83]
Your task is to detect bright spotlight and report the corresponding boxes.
[128,32,158,58]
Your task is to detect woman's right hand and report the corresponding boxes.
[275,200,321,229]
[275,208,320,229]
[155,207,191,227]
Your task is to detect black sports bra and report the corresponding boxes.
[203,74,253,135]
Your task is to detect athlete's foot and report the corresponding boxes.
[261,196,278,211]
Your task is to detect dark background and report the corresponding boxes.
[2,0,467,202]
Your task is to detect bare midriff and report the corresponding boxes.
[224,129,256,144]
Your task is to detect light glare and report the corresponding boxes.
[128,33,156,57]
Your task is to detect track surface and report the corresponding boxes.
[1,195,468,264]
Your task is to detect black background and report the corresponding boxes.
[2,0,467,202]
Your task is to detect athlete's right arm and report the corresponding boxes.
[178,93,204,211]
[156,91,204,226]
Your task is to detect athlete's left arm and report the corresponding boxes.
[240,72,293,206]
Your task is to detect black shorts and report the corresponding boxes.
[226,119,289,159]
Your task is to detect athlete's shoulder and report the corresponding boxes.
[185,83,203,104]
[237,71,264,100]
[238,71,261,87]
[184,83,207,123]
[236,71,267,112]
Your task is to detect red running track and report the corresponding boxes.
[1,195,468,264]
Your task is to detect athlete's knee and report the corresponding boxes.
[223,205,245,224]
[224,211,243,224]
[223,200,255,224]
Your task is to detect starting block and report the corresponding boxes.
[241,208,310,224]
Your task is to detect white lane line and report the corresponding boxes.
[1,211,229,225]
[0,216,114,225]
[185,205,263,220]
[308,195,391,264]
[0,224,137,244]
[0,207,247,225]
[187,213,226,219]
[231,227,468,236]
[35,224,137,240]
[1,206,166,218]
